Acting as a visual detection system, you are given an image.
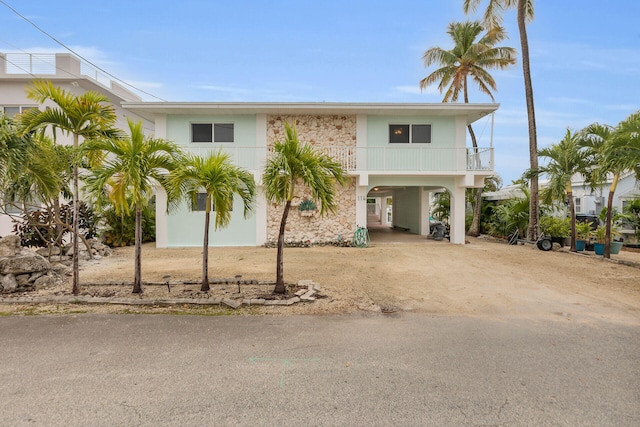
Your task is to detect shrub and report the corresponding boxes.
[12,201,98,248]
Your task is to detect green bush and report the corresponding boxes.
[540,215,571,238]
[100,202,155,247]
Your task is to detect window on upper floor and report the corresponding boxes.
[389,124,431,144]
[2,106,38,118]
[191,123,234,143]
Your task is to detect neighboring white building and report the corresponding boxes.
[123,102,498,246]
[0,52,154,236]
[484,174,640,240]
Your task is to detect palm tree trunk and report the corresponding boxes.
[132,205,143,293]
[274,200,292,294]
[72,133,80,295]
[201,200,211,292]
[604,174,619,259]
[463,78,483,237]
[567,186,577,252]
[517,0,540,242]
[467,122,482,236]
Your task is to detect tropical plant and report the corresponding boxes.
[592,224,620,244]
[169,151,255,291]
[485,184,529,238]
[432,191,451,223]
[420,20,515,236]
[463,0,540,241]
[575,220,593,241]
[263,123,347,293]
[623,198,640,242]
[539,215,570,239]
[84,119,181,293]
[21,80,119,295]
[528,129,588,251]
[12,201,98,249]
[99,198,156,248]
[581,112,640,257]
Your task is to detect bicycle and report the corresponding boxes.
[353,225,370,248]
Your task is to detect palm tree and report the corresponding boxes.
[84,119,182,293]
[420,20,515,236]
[169,152,256,291]
[21,80,118,294]
[530,129,588,252]
[263,123,347,294]
[463,0,539,241]
[602,112,640,257]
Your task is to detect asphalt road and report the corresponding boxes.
[0,313,638,426]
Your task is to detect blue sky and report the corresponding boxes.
[1,0,639,184]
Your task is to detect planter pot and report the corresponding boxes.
[594,241,623,255]
[610,241,623,255]
[594,243,605,255]
[300,211,315,217]
[575,239,586,251]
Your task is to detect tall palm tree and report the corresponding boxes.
[463,0,539,241]
[21,80,118,294]
[531,129,588,252]
[585,111,640,258]
[263,123,347,294]
[169,152,256,291]
[84,119,182,293]
[420,20,515,236]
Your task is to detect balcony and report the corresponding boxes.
[183,145,493,175]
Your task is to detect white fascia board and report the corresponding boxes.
[122,102,499,124]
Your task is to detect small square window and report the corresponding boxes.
[192,193,209,211]
[389,125,409,143]
[192,123,212,143]
[412,125,431,143]
[214,123,234,142]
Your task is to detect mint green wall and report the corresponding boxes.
[366,115,457,148]
[164,114,258,247]
[166,114,257,147]
[392,187,421,233]
[167,196,257,247]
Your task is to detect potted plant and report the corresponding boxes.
[592,224,622,255]
[575,221,593,252]
[540,215,570,247]
[298,199,317,217]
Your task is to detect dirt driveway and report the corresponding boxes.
[23,234,624,323]
[2,234,639,323]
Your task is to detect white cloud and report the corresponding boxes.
[394,85,438,95]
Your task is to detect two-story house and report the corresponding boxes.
[0,52,154,235]
[123,102,498,246]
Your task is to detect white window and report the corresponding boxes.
[2,106,37,118]
[574,197,581,213]
[191,123,234,143]
[389,124,431,144]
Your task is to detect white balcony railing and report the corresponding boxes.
[183,145,493,174]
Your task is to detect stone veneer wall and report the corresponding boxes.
[266,115,357,243]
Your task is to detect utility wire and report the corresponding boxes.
[0,0,168,102]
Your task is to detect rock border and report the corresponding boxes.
[0,279,321,309]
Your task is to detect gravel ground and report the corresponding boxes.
[1,236,639,322]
